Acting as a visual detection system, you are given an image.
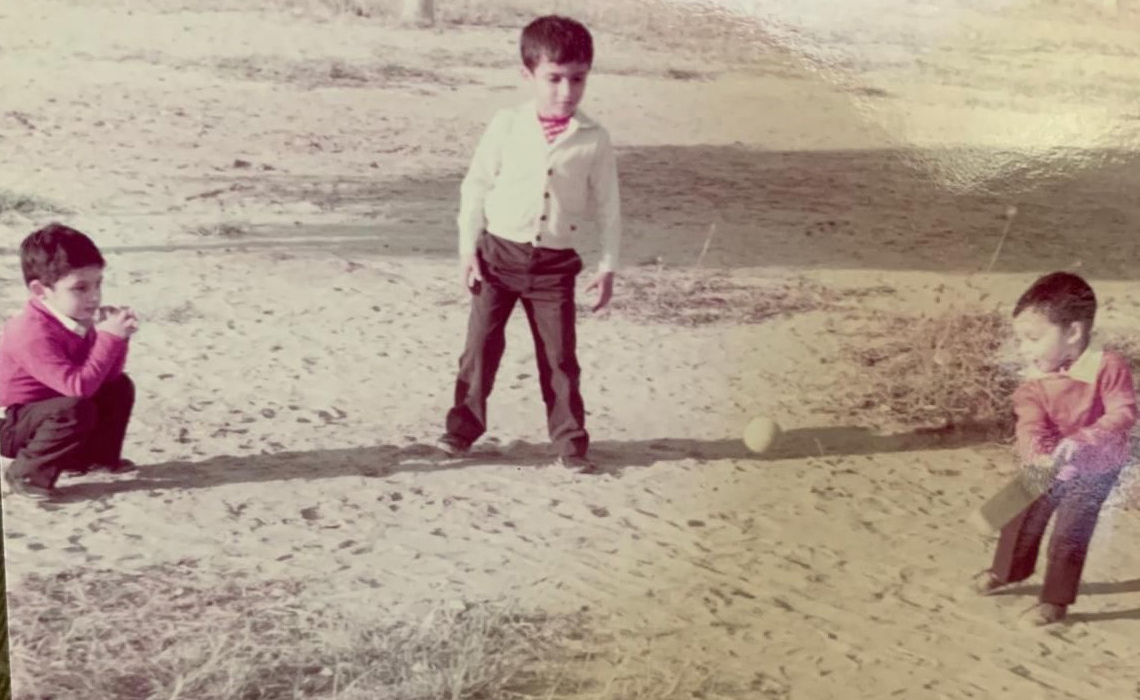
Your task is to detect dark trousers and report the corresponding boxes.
[990,469,1120,606]
[446,232,588,457]
[0,373,135,488]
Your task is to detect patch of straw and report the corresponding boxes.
[830,309,1021,436]
[7,563,724,700]
[832,309,1140,443]
[606,266,860,327]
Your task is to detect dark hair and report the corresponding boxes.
[20,222,105,287]
[1013,271,1097,334]
[520,15,593,70]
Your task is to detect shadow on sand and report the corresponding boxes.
[992,578,1140,625]
[43,421,1000,504]
[11,145,1133,280]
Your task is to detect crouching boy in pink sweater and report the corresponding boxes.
[0,223,140,500]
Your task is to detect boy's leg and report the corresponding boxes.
[521,249,588,459]
[86,373,136,467]
[0,398,98,489]
[989,485,1059,585]
[1039,471,1120,606]
[445,235,523,448]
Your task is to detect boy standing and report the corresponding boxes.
[975,272,1137,625]
[437,15,621,473]
[0,224,140,500]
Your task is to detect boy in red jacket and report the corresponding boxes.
[975,272,1137,626]
[0,223,139,500]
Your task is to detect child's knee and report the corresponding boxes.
[103,373,136,399]
[47,398,99,436]
[546,344,580,374]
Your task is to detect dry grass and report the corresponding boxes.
[830,309,1022,436]
[830,308,1140,439]
[7,563,725,700]
[606,264,891,327]
[607,268,827,326]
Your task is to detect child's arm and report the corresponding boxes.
[589,129,622,274]
[1013,382,1059,466]
[1072,352,1138,446]
[104,307,136,379]
[1051,354,1136,475]
[9,329,128,399]
[456,111,508,262]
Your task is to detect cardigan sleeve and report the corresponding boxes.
[456,109,509,258]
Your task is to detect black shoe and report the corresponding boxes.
[3,469,53,500]
[435,435,472,458]
[89,458,138,474]
[554,454,598,474]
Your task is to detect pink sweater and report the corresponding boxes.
[1013,347,1137,477]
[0,298,129,406]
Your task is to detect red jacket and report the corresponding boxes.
[1013,346,1137,477]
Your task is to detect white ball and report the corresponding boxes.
[743,417,782,454]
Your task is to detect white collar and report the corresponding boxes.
[41,300,89,336]
[1024,338,1103,383]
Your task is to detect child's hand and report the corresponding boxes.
[96,307,139,339]
[1052,438,1084,463]
[1050,439,1088,481]
[95,305,119,323]
[586,271,614,312]
[460,253,483,295]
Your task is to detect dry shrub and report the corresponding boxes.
[8,563,563,700]
[832,309,1140,440]
[606,267,861,327]
[7,563,721,700]
[831,309,1021,436]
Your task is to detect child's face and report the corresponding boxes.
[524,57,590,119]
[1012,308,1084,374]
[31,265,104,323]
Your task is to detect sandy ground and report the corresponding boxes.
[3,0,1140,697]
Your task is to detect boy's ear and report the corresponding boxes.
[1066,321,1086,344]
[28,280,47,298]
[520,65,534,80]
